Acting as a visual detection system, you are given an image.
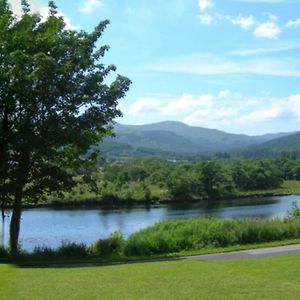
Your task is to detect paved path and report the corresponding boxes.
[185,244,300,262]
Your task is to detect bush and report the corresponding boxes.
[91,231,124,256]
[286,201,300,220]
[31,246,57,260]
[56,242,89,259]
[124,217,300,256]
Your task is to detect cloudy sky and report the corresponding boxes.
[8,0,300,134]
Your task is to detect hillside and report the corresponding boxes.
[96,121,295,159]
[238,132,300,158]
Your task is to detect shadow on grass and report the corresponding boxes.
[1,255,183,269]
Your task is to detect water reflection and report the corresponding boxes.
[2,195,300,251]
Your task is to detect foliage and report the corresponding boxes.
[3,216,300,261]
[0,0,130,255]
[124,217,300,256]
[90,231,124,256]
[286,201,300,220]
[0,246,9,260]
[46,157,292,205]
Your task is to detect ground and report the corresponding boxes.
[2,254,300,299]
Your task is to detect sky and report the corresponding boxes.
[8,0,300,135]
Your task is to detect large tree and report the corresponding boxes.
[0,0,131,257]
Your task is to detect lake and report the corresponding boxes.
[1,195,300,251]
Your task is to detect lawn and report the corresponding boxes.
[2,254,300,299]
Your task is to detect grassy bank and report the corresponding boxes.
[2,213,300,264]
[238,180,300,198]
[2,254,300,299]
[124,217,300,256]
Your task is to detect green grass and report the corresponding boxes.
[124,217,300,256]
[4,238,300,268]
[2,254,300,299]
[238,180,300,197]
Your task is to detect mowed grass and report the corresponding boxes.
[2,254,300,300]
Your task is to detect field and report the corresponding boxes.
[2,254,300,299]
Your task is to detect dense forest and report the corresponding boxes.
[40,155,300,206]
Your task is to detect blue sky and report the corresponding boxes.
[9,0,300,134]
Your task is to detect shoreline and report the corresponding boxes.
[3,191,299,211]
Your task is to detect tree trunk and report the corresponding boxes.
[1,214,4,248]
[9,188,23,259]
[1,200,4,248]
[1,199,4,221]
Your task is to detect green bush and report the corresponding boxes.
[56,242,89,259]
[91,231,124,256]
[286,201,300,220]
[30,246,57,260]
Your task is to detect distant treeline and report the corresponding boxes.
[43,156,300,206]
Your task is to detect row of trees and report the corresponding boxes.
[102,158,284,200]
[49,157,294,205]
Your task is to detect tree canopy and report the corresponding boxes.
[0,0,131,256]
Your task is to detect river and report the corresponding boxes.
[1,195,300,251]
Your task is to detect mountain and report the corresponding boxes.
[237,132,300,158]
[96,121,295,159]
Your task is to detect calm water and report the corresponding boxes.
[1,195,300,251]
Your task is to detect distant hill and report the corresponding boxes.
[237,132,300,158]
[96,121,295,159]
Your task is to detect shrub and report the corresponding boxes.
[31,246,57,260]
[91,231,124,256]
[286,201,300,220]
[56,242,89,259]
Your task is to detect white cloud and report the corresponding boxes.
[231,15,255,29]
[198,0,213,11]
[236,107,281,123]
[127,91,240,127]
[286,18,300,28]
[288,95,300,119]
[161,94,213,116]
[148,53,300,77]
[254,21,281,39]
[229,43,300,56]
[234,0,289,2]
[198,14,213,25]
[127,98,161,116]
[79,0,103,14]
[218,90,231,98]
[125,92,300,130]
[264,12,278,21]
[184,108,238,127]
[8,0,77,30]
[9,0,38,17]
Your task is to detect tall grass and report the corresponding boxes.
[4,217,300,261]
[124,217,300,256]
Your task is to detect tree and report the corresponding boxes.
[200,161,236,199]
[0,0,131,257]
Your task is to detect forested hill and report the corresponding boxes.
[237,132,300,158]
[95,121,296,159]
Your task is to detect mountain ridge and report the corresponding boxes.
[97,121,297,159]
